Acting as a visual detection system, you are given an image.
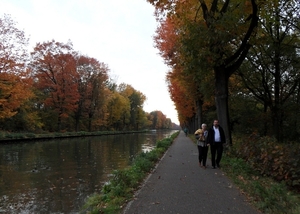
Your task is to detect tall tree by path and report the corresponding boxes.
[238,0,300,140]
[148,0,259,144]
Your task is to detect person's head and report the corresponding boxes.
[213,120,219,127]
[201,123,207,130]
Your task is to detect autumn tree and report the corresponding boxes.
[118,84,147,130]
[30,40,80,131]
[166,69,196,128]
[75,55,109,131]
[155,17,215,131]
[0,14,28,75]
[106,89,130,130]
[149,110,171,129]
[154,16,197,130]
[0,14,36,131]
[148,0,259,144]
[237,0,300,140]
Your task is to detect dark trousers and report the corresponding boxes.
[197,145,208,166]
[210,143,223,167]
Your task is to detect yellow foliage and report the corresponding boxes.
[106,92,130,125]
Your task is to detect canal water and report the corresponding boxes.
[0,130,178,213]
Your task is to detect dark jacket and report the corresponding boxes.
[207,125,226,145]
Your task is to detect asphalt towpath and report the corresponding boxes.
[123,131,260,214]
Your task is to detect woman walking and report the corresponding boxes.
[194,123,208,168]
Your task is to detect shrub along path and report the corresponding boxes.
[123,131,260,214]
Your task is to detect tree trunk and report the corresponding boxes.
[74,106,82,132]
[192,114,197,133]
[88,113,92,132]
[296,82,300,137]
[195,98,203,129]
[191,115,196,132]
[75,115,79,132]
[57,114,62,132]
[214,67,232,145]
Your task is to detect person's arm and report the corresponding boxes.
[220,127,226,144]
[206,129,211,146]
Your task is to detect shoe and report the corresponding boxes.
[212,166,216,169]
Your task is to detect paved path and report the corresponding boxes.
[123,131,260,214]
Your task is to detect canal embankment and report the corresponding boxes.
[0,130,163,142]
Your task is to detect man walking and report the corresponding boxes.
[207,119,226,169]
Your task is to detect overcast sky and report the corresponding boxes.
[0,0,179,124]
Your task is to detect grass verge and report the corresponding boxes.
[81,131,179,214]
[222,154,300,214]
[189,134,300,214]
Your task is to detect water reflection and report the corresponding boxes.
[0,130,177,213]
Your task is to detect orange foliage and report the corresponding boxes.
[167,70,195,122]
[154,17,178,66]
[148,110,171,129]
[30,40,80,130]
[76,55,110,130]
[154,15,196,124]
[0,72,33,119]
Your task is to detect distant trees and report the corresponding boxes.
[0,15,174,132]
[148,110,172,129]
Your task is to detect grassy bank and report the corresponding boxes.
[222,154,300,214]
[191,134,300,214]
[81,131,179,214]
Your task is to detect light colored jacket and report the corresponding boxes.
[194,129,208,147]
